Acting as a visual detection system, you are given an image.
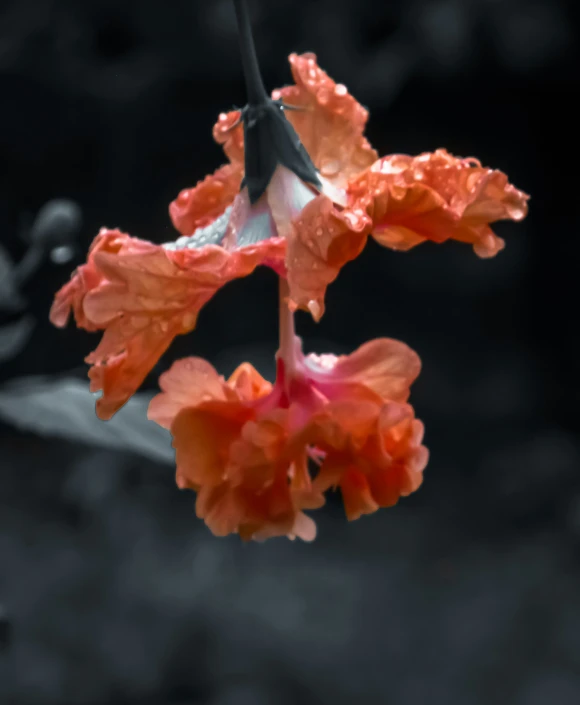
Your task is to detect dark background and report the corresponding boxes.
[1,0,578,703]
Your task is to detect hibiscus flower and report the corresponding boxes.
[148,280,426,540]
[50,0,527,428]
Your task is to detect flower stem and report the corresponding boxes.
[233,0,268,106]
[278,276,296,380]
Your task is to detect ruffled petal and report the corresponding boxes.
[305,337,421,403]
[306,397,427,520]
[213,111,244,168]
[272,53,378,186]
[211,54,377,188]
[171,402,253,490]
[147,357,237,429]
[148,357,322,541]
[349,150,529,257]
[169,162,243,237]
[49,229,124,331]
[53,227,285,420]
[285,195,371,320]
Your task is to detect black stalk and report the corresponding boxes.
[233,0,268,106]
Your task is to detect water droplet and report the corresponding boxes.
[307,300,322,319]
[507,203,527,220]
[320,159,340,177]
[334,83,347,96]
[315,228,323,236]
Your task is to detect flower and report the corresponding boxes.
[51,53,527,417]
[199,53,530,319]
[50,226,285,419]
[148,330,427,541]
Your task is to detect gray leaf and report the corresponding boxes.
[0,316,35,363]
[0,377,174,464]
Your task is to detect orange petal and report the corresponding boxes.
[272,53,378,186]
[63,228,285,420]
[213,111,244,168]
[339,467,380,521]
[306,337,422,403]
[303,395,427,519]
[227,362,273,401]
[169,162,243,237]
[49,229,126,331]
[349,150,529,257]
[171,401,252,489]
[285,195,371,320]
[148,357,236,429]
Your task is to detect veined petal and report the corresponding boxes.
[285,196,371,320]
[171,402,253,489]
[272,53,378,186]
[349,150,529,257]
[169,162,243,237]
[49,229,125,331]
[148,356,322,541]
[307,397,427,520]
[213,111,244,168]
[305,337,421,403]
[52,228,286,420]
[148,357,236,429]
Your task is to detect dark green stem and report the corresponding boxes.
[233,0,269,106]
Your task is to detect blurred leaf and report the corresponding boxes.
[0,316,35,363]
[0,245,25,312]
[0,376,174,464]
[28,199,83,249]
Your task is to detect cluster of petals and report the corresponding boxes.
[147,336,428,541]
[50,52,528,423]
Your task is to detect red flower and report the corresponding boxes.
[50,227,284,419]
[51,53,528,418]
[148,325,426,541]
[193,53,529,318]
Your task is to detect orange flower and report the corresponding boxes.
[184,52,529,319]
[348,149,529,258]
[51,50,527,418]
[148,330,426,541]
[50,226,285,419]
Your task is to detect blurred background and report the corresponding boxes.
[0,0,578,703]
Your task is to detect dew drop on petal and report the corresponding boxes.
[334,83,347,96]
[307,300,322,319]
[320,159,340,177]
[507,203,527,220]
